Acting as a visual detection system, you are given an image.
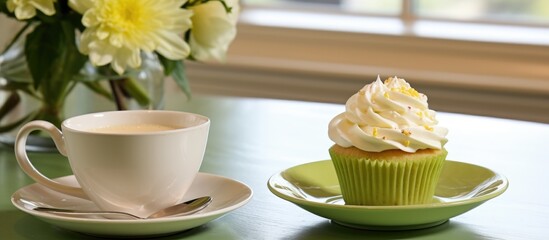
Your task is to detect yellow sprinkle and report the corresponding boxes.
[391,86,420,98]
[407,88,420,97]
[372,127,378,137]
[401,130,411,136]
[416,111,424,119]
[404,140,410,147]
[424,125,433,131]
[384,92,390,99]
[359,90,366,96]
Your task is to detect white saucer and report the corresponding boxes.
[12,173,253,237]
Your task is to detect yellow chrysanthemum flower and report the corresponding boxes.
[6,0,56,20]
[69,0,192,74]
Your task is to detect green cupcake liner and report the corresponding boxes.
[330,150,446,206]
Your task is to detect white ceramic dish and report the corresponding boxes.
[12,173,252,237]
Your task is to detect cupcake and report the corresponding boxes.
[328,76,448,206]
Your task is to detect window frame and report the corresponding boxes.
[185,4,549,123]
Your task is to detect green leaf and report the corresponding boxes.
[0,81,38,98]
[82,81,113,101]
[58,21,88,84]
[172,60,192,99]
[65,10,85,31]
[25,21,87,106]
[24,23,63,90]
[158,54,176,76]
[120,78,151,106]
[158,54,191,98]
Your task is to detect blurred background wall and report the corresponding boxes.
[1,3,548,123]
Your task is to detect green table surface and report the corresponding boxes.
[1,93,548,239]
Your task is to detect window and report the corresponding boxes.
[188,0,549,123]
[245,0,549,26]
[415,0,549,25]
[241,0,549,45]
[245,0,402,16]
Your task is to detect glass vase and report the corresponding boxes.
[0,26,52,151]
[0,30,165,152]
[77,51,165,111]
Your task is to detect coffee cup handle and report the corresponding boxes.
[15,120,88,199]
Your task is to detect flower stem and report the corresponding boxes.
[36,103,64,128]
[109,80,127,110]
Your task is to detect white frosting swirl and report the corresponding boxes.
[328,76,448,153]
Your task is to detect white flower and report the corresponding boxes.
[6,0,56,20]
[69,0,193,74]
[188,0,239,62]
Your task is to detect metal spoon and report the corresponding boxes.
[33,196,212,220]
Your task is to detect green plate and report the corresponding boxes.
[268,160,508,230]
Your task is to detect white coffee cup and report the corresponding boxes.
[15,110,210,218]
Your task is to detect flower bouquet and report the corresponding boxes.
[0,0,239,131]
